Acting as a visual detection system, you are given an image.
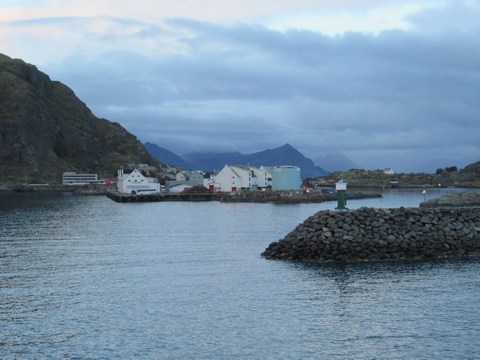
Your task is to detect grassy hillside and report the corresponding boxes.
[322,165,480,188]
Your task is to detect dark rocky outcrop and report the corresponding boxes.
[0,53,162,185]
[262,207,480,262]
[420,191,480,208]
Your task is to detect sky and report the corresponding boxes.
[1,0,479,173]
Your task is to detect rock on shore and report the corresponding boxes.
[261,207,480,262]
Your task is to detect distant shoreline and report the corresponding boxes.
[0,184,110,194]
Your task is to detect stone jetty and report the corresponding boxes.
[261,207,480,262]
[222,190,381,204]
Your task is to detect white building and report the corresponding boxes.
[210,165,272,192]
[212,165,246,192]
[62,172,101,185]
[117,168,160,194]
[256,166,273,188]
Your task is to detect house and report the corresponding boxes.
[176,171,189,182]
[210,165,272,193]
[189,171,205,183]
[212,165,242,192]
[256,166,273,189]
[117,168,160,194]
[166,170,205,192]
[211,165,249,192]
[175,170,205,184]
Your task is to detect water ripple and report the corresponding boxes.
[1,192,480,359]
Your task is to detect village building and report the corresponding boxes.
[117,168,160,194]
[264,166,301,191]
[166,170,205,192]
[175,171,189,182]
[253,166,272,189]
[62,172,102,185]
[188,171,205,183]
[210,165,272,193]
[175,170,205,183]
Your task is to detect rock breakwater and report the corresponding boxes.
[262,207,480,262]
[222,190,381,204]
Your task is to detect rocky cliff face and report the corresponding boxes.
[0,54,161,184]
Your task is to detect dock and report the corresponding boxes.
[106,190,382,203]
[106,191,224,203]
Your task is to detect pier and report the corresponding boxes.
[106,190,382,203]
[106,191,224,203]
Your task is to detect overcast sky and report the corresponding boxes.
[1,0,479,172]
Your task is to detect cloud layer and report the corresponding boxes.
[1,0,479,172]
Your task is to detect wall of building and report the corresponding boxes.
[117,169,160,194]
[62,172,99,185]
[271,166,301,191]
[214,166,240,192]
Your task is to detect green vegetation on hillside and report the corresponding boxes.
[321,166,480,188]
[0,53,163,185]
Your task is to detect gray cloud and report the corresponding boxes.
[40,14,480,173]
[407,1,480,33]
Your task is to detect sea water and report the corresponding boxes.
[1,189,479,359]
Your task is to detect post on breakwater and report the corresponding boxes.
[335,179,347,210]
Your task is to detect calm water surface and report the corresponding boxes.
[1,189,480,359]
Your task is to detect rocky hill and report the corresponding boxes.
[320,164,480,188]
[0,54,161,185]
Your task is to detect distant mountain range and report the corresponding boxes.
[145,142,329,178]
[144,142,188,169]
[313,153,359,173]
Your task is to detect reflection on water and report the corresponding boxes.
[1,190,480,359]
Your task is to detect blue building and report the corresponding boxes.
[270,166,301,191]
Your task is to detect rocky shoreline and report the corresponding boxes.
[0,183,112,194]
[420,191,480,208]
[262,206,480,263]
